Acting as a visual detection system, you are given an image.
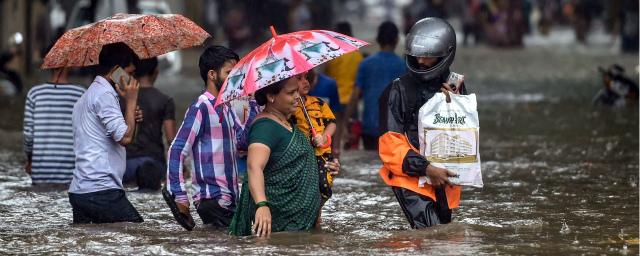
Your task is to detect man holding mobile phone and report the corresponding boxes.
[68,43,145,224]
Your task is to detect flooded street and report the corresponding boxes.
[0,46,638,255]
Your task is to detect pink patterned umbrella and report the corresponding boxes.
[214,26,368,107]
[42,13,210,69]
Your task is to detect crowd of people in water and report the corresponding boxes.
[18,15,637,238]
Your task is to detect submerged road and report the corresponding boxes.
[0,46,637,255]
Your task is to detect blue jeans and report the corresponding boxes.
[124,156,165,191]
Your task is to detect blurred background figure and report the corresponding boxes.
[307,69,341,115]
[222,3,253,53]
[479,0,527,47]
[323,21,363,154]
[289,0,313,31]
[344,21,405,151]
[593,64,639,107]
[121,57,176,191]
[0,50,22,97]
[461,0,483,46]
[536,0,558,36]
[564,0,599,45]
[609,0,639,53]
[0,31,24,97]
[324,21,363,111]
[22,42,85,186]
[402,0,447,34]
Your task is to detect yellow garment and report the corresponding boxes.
[294,96,336,156]
[325,51,363,104]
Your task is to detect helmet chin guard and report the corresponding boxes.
[405,18,456,82]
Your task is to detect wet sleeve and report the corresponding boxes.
[97,92,127,142]
[249,120,279,150]
[230,100,260,151]
[320,99,336,123]
[378,84,391,133]
[22,90,34,155]
[166,104,203,204]
[163,97,176,121]
[378,82,429,177]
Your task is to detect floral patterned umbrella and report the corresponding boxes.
[42,13,210,69]
[214,26,368,107]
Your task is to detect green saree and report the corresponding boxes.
[229,124,320,236]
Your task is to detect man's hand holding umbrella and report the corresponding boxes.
[42,13,210,231]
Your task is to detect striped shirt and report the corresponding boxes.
[166,91,258,209]
[23,83,85,184]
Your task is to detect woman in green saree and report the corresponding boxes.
[229,74,340,237]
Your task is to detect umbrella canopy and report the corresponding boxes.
[214,27,368,107]
[42,13,209,69]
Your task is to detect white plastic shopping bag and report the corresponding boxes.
[417,93,483,188]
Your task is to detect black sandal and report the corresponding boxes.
[162,186,196,231]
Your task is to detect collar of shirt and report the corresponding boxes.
[93,76,118,95]
[302,95,322,106]
[203,90,216,101]
[202,91,233,112]
[377,51,398,58]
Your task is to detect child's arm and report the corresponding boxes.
[321,122,336,139]
[313,100,337,147]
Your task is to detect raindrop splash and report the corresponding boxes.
[559,222,571,235]
[572,236,579,245]
[532,184,540,195]
[628,176,637,188]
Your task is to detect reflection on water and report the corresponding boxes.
[0,47,638,254]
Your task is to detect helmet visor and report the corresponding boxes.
[407,55,445,72]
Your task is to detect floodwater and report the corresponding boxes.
[0,46,638,255]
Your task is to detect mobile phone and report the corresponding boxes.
[447,72,464,92]
[111,66,131,89]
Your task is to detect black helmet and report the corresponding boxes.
[405,18,456,82]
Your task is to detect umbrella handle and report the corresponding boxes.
[311,127,332,149]
[299,97,330,149]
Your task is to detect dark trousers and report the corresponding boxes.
[68,189,143,224]
[392,186,452,229]
[196,199,234,228]
[123,156,165,191]
[361,133,379,150]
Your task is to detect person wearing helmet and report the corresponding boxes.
[378,17,467,229]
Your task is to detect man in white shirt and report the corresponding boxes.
[68,43,143,224]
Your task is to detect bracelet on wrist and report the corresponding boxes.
[255,201,270,208]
